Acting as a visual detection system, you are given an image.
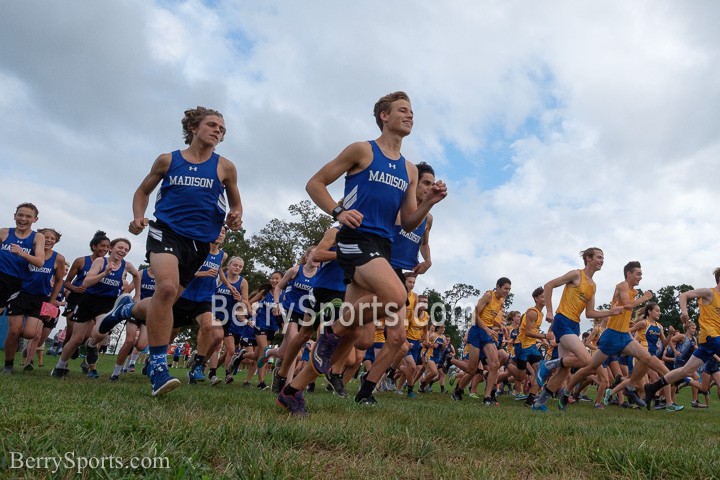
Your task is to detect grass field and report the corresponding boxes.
[1,355,719,479]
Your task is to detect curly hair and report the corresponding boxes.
[181,106,224,145]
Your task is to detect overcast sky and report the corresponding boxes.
[1,1,718,331]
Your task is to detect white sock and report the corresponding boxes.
[113,364,123,376]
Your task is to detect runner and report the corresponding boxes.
[4,228,65,373]
[104,107,243,396]
[532,248,622,411]
[52,238,140,378]
[0,203,46,312]
[279,91,447,415]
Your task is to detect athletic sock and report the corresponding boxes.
[130,352,139,362]
[194,355,206,367]
[87,338,98,348]
[112,364,123,376]
[387,367,396,379]
[208,368,217,378]
[407,385,414,394]
[283,385,299,396]
[5,361,13,368]
[56,360,68,369]
[357,380,377,398]
[149,346,168,366]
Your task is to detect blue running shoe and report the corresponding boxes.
[87,369,100,379]
[536,359,548,388]
[276,387,308,417]
[188,365,206,384]
[149,364,180,397]
[532,404,548,412]
[98,294,135,334]
[311,331,340,375]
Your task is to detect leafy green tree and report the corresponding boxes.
[424,288,461,347]
[249,200,332,276]
[656,284,696,330]
[222,228,267,291]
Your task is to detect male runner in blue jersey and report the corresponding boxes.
[297,91,447,410]
[104,107,243,397]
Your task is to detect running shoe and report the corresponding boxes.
[149,363,181,397]
[3,366,14,375]
[611,374,623,389]
[643,383,658,410]
[87,369,99,379]
[594,403,605,410]
[354,394,379,406]
[229,348,247,374]
[141,357,150,377]
[558,388,569,411]
[536,360,549,388]
[407,390,416,399]
[653,399,667,410]
[257,381,270,390]
[85,342,99,366]
[691,401,708,409]
[327,373,348,399]
[603,388,613,406]
[210,375,221,386]
[513,393,529,401]
[310,331,340,375]
[483,397,499,406]
[531,404,548,412]
[468,393,479,399]
[578,394,592,402]
[257,346,271,369]
[188,365,206,384]
[677,377,692,391]
[271,368,286,394]
[225,375,234,384]
[109,374,120,382]
[624,387,646,408]
[394,389,406,396]
[276,387,308,417]
[50,367,69,378]
[451,390,463,401]
[665,403,684,412]
[80,361,89,375]
[242,381,251,387]
[23,363,33,372]
[98,294,135,332]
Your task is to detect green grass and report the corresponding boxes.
[1,356,719,479]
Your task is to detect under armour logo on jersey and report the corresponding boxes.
[164,247,173,252]
[369,252,380,257]
[189,166,198,171]
[388,163,396,169]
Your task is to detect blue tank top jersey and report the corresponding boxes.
[140,269,156,300]
[254,291,280,331]
[23,251,58,296]
[0,229,37,279]
[72,256,94,287]
[341,141,409,239]
[390,217,427,270]
[214,275,244,321]
[153,150,226,243]
[181,249,224,303]
[282,266,315,315]
[645,324,661,355]
[85,258,126,298]
[312,245,346,292]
